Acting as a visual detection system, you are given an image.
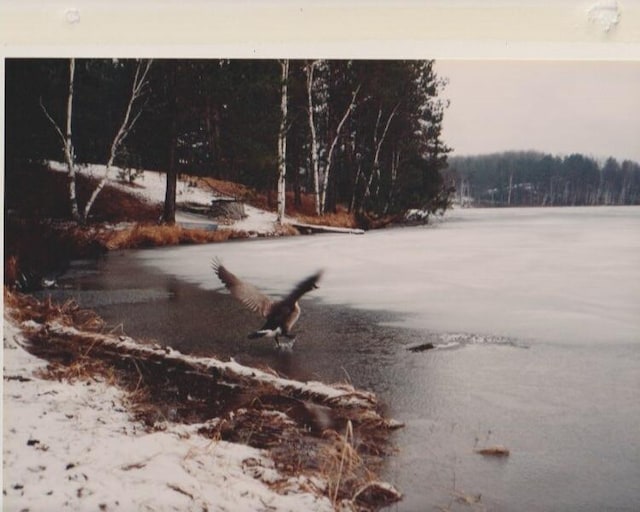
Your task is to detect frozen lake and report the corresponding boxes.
[56,206,640,511]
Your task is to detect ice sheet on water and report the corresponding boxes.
[136,206,640,346]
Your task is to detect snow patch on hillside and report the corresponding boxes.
[48,162,280,235]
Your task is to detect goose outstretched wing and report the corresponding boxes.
[280,270,323,307]
[212,259,273,317]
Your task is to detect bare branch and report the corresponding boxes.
[39,97,66,146]
[362,102,401,208]
[321,84,361,212]
[83,59,153,220]
[374,101,400,164]
[107,59,153,167]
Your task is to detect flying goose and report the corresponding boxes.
[212,258,322,346]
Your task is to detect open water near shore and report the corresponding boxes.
[51,206,640,511]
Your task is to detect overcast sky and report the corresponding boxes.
[434,60,640,162]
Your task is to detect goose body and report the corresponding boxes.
[212,259,322,346]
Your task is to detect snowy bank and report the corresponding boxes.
[3,293,402,511]
[3,315,335,511]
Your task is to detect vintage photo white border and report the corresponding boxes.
[1,1,639,60]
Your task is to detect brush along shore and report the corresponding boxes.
[3,290,403,511]
[5,161,413,292]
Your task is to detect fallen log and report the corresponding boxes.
[288,221,365,235]
[34,321,381,413]
[475,445,511,457]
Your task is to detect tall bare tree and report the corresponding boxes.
[41,58,152,224]
[40,58,80,222]
[84,59,153,221]
[321,85,359,215]
[360,102,399,211]
[306,59,360,215]
[277,59,289,224]
[305,60,322,216]
[161,61,180,225]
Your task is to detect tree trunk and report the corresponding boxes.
[306,61,323,216]
[163,64,178,224]
[163,131,178,224]
[320,85,360,215]
[349,159,363,213]
[383,149,401,215]
[205,97,222,178]
[360,103,399,213]
[65,59,80,222]
[41,58,80,221]
[277,60,289,224]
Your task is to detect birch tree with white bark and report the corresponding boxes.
[277,59,289,224]
[359,102,399,211]
[305,60,324,216]
[41,58,152,224]
[40,58,80,222]
[83,59,153,221]
[305,60,360,215]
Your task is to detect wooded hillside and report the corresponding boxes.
[5,58,453,220]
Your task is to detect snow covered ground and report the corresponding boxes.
[2,315,333,511]
[48,162,282,235]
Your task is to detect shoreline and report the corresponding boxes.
[2,290,403,511]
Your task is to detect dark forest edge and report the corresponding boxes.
[6,58,452,222]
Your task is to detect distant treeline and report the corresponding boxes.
[445,151,640,206]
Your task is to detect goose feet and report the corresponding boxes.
[275,335,296,351]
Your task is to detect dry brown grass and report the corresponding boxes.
[196,176,364,231]
[5,288,105,332]
[295,209,360,229]
[272,223,300,237]
[35,356,118,385]
[99,224,248,250]
[5,288,115,385]
[320,421,369,505]
[196,176,257,201]
[318,421,390,509]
